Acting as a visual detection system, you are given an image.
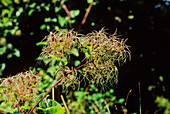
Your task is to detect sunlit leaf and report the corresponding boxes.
[16,7,23,16]
[159,76,164,82]
[47,100,61,107]
[11,92,18,99]
[0,86,6,91]
[91,22,95,26]
[45,17,51,22]
[128,15,134,19]
[55,7,61,13]
[71,48,79,57]
[50,55,67,65]
[7,54,12,59]
[52,18,57,22]
[118,98,125,104]
[70,10,80,18]
[28,9,34,16]
[13,48,20,57]
[40,24,46,30]
[21,105,30,109]
[29,2,36,8]
[114,16,122,23]
[109,89,114,93]
[68,19,75,24]
[58,15,65,27]
[36,41,47,46]
[74,60,80,67]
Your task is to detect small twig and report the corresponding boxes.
[60,1,72,29]
[92,103,100,114]
[61,95,70,114]
[138,82,142,114]
[104,101,111,114]
[17,101,20,112]
[81,1,94,25]
[21,109,24,114]
[125,89,132,107]
[80,102,86,114]
[52,87,55,100]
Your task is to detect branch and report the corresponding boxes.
[61,95,70,114]
[125,89,132,107]
[138,82,142,114]
[17,101,20,112]
[29,45,115,113]
[60,1,72,29]
[81,1,94,25]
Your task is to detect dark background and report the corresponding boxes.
[1,0,170,113]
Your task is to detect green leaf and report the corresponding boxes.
[13,48,20,57]
[58,15,66,27]
[2,17,9,23]
[74,60,80,67]
[50,55,68,65]
[45,4,50,11]
[87,0,97,5]
[7,53,13,59]
[46,25,50,30]
[7,43,13,49]
[36,107,46,113]
[29,2,36,8]
[148,85,156,91]
[11,92,18,99]
[28,9,34,16]
[70,10,80,18]
[87,0,93,4]
[16,7,23,16]
[55,7,61,13]
[40,24,46,30]
[91,22,95,26]
[118,98,125,104]
[40,3,45,7]
[0,47,7,55]
[45,17,51,22]
[2,9,13,17]
[21,105,30,110]
[68,19,75,24]
[46,106,65,114]
[36,41,47,46]
[0,86,6,91]
[55,26,59,30]
[109,89,114,93]
[47,99,61,107]
[52,18,57,22]
[36,93,48,108]
[159,76,164,82]
[128,15,134,19]
[0,63,6,74]
[71,48,79,57]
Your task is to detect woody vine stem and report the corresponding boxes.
[29,43,116,114]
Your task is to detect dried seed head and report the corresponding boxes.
[32,76,36,79]
[0,71,41,108]
[26,76,30,79]
[21,76,24,80]
[117,42,121,46]
[7,79,12,83]
[52,37,54,41]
